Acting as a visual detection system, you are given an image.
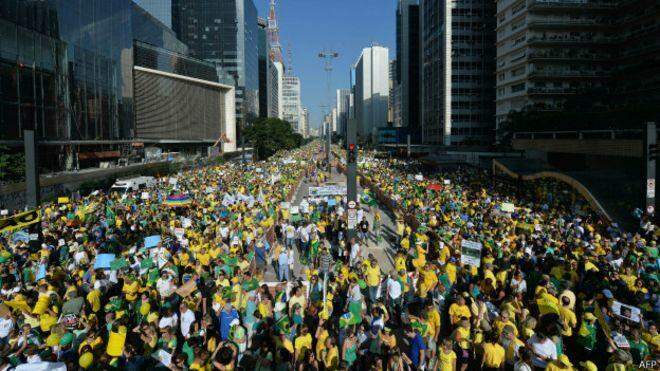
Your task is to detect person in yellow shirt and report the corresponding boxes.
[545,354,574,371]
[122,276,139,302]
[294,326,313,362]
[438,339,457,371]
[425,302,441,343]
[365,256,381,305]
[322,337,339,370]
[449,295,472,326]
[559,296,577,337]
[452,319,472,371]
[481,333,505,370]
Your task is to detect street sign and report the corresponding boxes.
[348,200,356,209]
[347,208,357,229]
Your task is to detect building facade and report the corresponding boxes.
[353,45,390,142]
[172,0,259,119]
[0,0,233,171]
[301,107,309,138]
[420,0,496,145]
[257,17,278,119]
[396,0,421,138]
[133,0,172,29]
[273,61,284,119]
[495,0,660,130]
[336,88,350,139]
[282,75,303,135]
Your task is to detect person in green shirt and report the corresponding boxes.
[575,313,598,352]
[629,328,650,363]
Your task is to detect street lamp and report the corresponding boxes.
[318,50,339,172]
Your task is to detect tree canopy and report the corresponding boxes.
[243,118,306,160]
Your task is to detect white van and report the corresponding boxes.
[109,176,156,194]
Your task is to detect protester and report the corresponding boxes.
[0,144,657,370]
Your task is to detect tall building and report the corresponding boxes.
[257,17,278,119]
[0,0,235,171]
[420,0,496,145]
[396,0,421,138]
[274,61,285,119]
[353,45,390,142]
[390,60,402,127]
[336,89,351,138]
[282,76,303,135]
[300,107,310,138]
[173,0,259,118]
[331,108,338,133]
[133,0,172,28]
[495,0,660,129]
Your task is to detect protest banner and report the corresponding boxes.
[611,300,641,322]
[0,209,41,234]
[308,185,347,197]
[144,235,161,248]
[93,254,116,270]
[57,197,70,204]
[460,239,483,267]
[176,280,197,297]
[501,202,515,213]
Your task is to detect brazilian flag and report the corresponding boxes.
[275,314,291,335]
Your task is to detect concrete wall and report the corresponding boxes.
[0,161,171,211]
[512,138,642,158]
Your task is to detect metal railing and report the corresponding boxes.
[512,129,643,140]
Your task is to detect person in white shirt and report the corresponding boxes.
[158,307,178,330]
[510,271,527,295]
[0,314,14,345]
[349,239,360,267]
[179,303,196,339]
[527,333,557,368]
[386,274,403,311]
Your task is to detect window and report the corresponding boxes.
[511,83,525,93]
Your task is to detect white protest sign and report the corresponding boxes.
[460,239,483,267]
[181,218,192,229]
[290,206,300,215]
[174,228,185,241]
[414,174,424,181]
[141,192,150,200]
[168,177,178,185]
[611,300,641,323]
[501,202,515,213]
[443,179,451,185]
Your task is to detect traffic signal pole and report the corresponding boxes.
[644,122,657,220]
[346,118,357,242]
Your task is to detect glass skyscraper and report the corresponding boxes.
[132,0,173,29]
[173,0,259,120]
[0,0,222,171]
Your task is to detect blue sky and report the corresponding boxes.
[255,0,396,131]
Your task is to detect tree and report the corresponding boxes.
[244,118,305,160]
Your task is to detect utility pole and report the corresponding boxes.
[346,106,358,243]
[318,50,338,173]
[644,122,657,221]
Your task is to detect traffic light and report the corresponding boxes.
[347,144,357,164]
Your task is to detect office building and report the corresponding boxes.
[396,0,421,137]
[257,17,278,119]
[420,0,496,145]
[495,0,660,129]
[273,61,285,119]
[336,89,351,138]
[173,0,259,118]
[133,0,172,29]
[282,76,303,135]
[301,107,309,138]
[495,0,613,127]
[0,0,235,172]
[353,45,390,142]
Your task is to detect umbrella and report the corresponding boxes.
[163,194,192,207]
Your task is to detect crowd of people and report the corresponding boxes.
[0,142,656,370]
